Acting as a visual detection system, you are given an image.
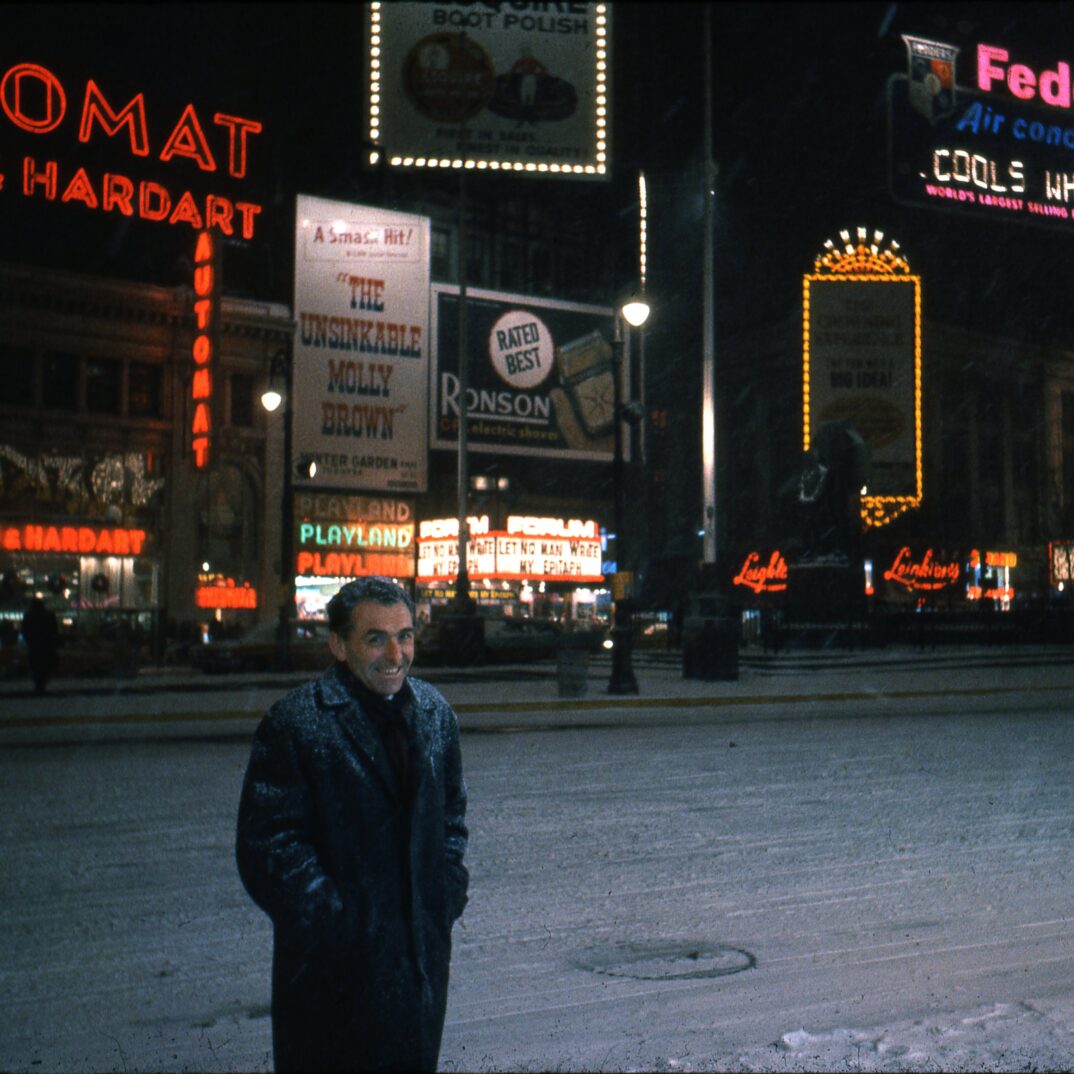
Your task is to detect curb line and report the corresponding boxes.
[1,682,1069,732]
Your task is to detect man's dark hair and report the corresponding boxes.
[326,577,415,639]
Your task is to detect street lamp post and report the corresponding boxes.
[262,347,296,672]
[608,299,649,695]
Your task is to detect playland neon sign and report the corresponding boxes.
[0,62,263,237]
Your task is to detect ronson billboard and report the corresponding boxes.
[430,285,622,462]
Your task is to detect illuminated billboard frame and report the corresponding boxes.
[367,1,609,178]
[802,228,923,530]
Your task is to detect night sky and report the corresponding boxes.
[5,4,1074,328]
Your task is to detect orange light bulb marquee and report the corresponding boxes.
[802,227,923,530]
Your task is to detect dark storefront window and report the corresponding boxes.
[128,363,162,418]
[198,462,259,583]
[85,358,121,414]
[0,344,35,406]
[230,373,255,428]
[42,351,79,411]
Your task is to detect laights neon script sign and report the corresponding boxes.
[0,63,263,237]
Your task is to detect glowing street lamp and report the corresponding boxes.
[607,296,650,695]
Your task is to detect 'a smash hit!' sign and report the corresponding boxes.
[292,194,429,493]
[369,1,609,178]
[803,229,922,530]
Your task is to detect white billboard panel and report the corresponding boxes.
[292,194,429,493]
[370,2,610,178]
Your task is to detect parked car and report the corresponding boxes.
[484,617,562,662]
[190,620,334,674]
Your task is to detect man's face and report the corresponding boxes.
[328,600,415,697]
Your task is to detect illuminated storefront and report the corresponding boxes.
[415,514,607,622]
[293,493,415,620]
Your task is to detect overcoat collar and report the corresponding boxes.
[316,662,433,801]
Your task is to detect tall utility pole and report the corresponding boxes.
[701,5,718,572]
[454,162,473,614]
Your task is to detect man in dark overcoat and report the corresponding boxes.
[236,577,469,1073]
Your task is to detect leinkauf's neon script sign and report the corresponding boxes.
[883,546,960,591]
[0,62,263,237]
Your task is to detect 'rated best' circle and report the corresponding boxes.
[488,310,554,389]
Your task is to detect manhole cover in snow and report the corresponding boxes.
[575,942,755,981]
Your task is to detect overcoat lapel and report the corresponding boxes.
[317,664,400,799]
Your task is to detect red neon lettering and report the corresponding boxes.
[192,368,211,399]
[139,181,171,221]
[3,527,20,551]
[102,172,134,215]
[235,201,261,240]
[204,195,234,235]
[1,63,66,133]
[297,551,315,574]
[733,550,788,594]
[169,190,204,229]
[96,529,113,554]
[192,402,210,434]
[192,436,209,468]
[213,113,262,179]
[194,230,213,263]
[78,81,149,156]
[159,103,216,171]
[193,263,213,295]
[24,525,44,551]
[22,157,57,199]
[43,527,62,552]
[192,335,211,365]
[883,547,960,591]
[60,167,98,208]
[193,298,211,330]
[61,526,79,552]
[112,529,130,555]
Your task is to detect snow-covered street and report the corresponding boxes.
[1,677,1072,1071]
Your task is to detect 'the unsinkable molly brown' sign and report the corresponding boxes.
[292,194,430,493]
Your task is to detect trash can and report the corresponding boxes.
[682,594,739,681]
[556,634,591,698]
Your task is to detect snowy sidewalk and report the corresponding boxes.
[1,645,1072,745]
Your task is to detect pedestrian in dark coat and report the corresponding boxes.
[236,577,469,1073]
[20,596,59,694]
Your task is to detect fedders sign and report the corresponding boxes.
[0,61,264,237]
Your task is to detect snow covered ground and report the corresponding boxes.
[1,677,1071,1072]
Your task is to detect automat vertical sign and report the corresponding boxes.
[293,194,429,492]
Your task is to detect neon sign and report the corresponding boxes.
[889,40,1074,232]
[296,550,415,577]
[883,546,960,592]
[0,62,263,237]
[732,550,788,594]
[977,45,1073,109]
[191,231,215,469]
[1,524,147,555]
[416,516,603,583]
[195,575,257,609]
